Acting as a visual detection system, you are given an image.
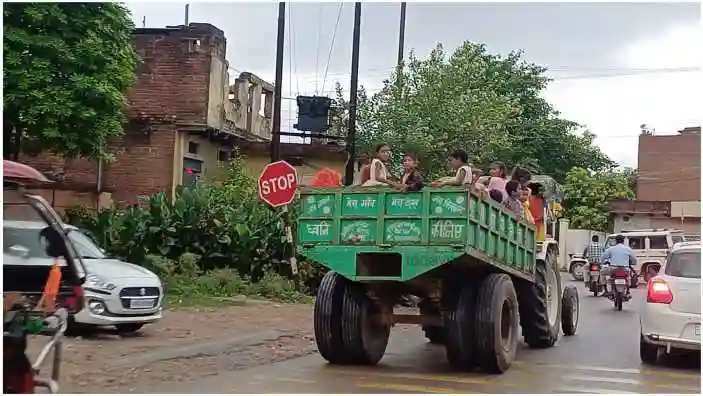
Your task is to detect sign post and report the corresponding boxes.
[258,161,299,275]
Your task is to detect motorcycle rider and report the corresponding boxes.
[599,234,637,297]
[582,235,605,287]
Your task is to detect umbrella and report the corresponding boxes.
[3,160,51,183]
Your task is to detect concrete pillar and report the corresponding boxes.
[558,218,570,271]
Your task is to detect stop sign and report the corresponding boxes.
[258,160,298,208]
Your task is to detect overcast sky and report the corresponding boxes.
[126,1,702,168]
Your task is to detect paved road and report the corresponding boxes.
[145,279,700,394]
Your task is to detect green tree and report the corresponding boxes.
[327,81,370,140]
[562,167,635,231]
[343,42,614,180]
[3,3,139,160]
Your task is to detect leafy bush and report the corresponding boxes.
[65,151,324,298]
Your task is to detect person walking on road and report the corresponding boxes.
[599,234,637,297]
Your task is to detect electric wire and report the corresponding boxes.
[320,2,344,94]
[313,5,323,95]
[287,4,294,142]
[289,66,699,91]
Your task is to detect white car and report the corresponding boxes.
[639,241,701,363]
[3,220,163,333]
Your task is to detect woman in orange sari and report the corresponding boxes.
[527,183,546,241]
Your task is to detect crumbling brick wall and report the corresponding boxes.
[18,23,226,206]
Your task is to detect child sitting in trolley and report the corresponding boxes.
[503,180,524,220]
[474,161,509,202]
[361,142,398,187]
[397,152,424,192]
[431,149,472,188]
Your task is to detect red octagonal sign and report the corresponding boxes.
[258,160,298,208]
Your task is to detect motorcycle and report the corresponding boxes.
[607,267,632,311]
[584,262,602,296]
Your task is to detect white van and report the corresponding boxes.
[605,229,685,282]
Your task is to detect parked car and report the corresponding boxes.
[639,240,701,364]
[3,220,163,334]
[568,253,587,281]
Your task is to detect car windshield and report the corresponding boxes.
[665,250,701,279]
[3,225,106,260]
[67,230,106,259]
[3,226,50,259]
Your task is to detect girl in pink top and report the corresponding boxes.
[476,161,508,202]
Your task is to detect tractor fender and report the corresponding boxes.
[536,239,560,270]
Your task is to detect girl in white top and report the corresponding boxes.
[431,149,473,187]
[361,143,398,187]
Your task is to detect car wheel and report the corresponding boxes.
[115,323,145,334]
[639,334,659,364]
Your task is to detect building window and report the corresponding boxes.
[188,39,201,53]
[218,149,231,162]
[187,141,199,155]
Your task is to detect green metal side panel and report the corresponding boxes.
[298,187,536,281]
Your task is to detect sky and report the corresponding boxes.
[125,1,702,168]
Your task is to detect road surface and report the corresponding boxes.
[141,279,700,394]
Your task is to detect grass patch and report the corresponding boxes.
[163,268,314,308]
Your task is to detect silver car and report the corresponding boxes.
[3,220,163,333]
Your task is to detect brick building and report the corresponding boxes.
[19,23,346,209]
[610,126,701,236]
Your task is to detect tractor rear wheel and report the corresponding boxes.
[444,279,479,371]
[314,271,349,364]
[339,279,390,365]
[473,274,519,374]
[516,248,562,348]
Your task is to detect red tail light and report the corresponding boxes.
[590,264,599,271]
[647,279,673,304]
[69,285,85,312]
[613,269,628,278]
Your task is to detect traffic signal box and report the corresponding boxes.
[294,96,332,133]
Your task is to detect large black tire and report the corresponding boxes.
[444,279,479,371]
[517,249,562,349]
[419,301,445,344]
[339,278,391,365]
[314,271,391,365]
[640,334,659,364]
[561,286,579,336]
[314,271,348,364]
[474,274,519,374]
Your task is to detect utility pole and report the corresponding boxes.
[270,2,286,163]
[395,2,407,97]
[396,2,407,69]
[344,2,362,186]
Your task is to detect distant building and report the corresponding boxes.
[610,126,701,236]
[20,23,348,209]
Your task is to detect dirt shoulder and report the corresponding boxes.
[28,301,314,393]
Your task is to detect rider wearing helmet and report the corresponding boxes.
[599,234,638,296]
